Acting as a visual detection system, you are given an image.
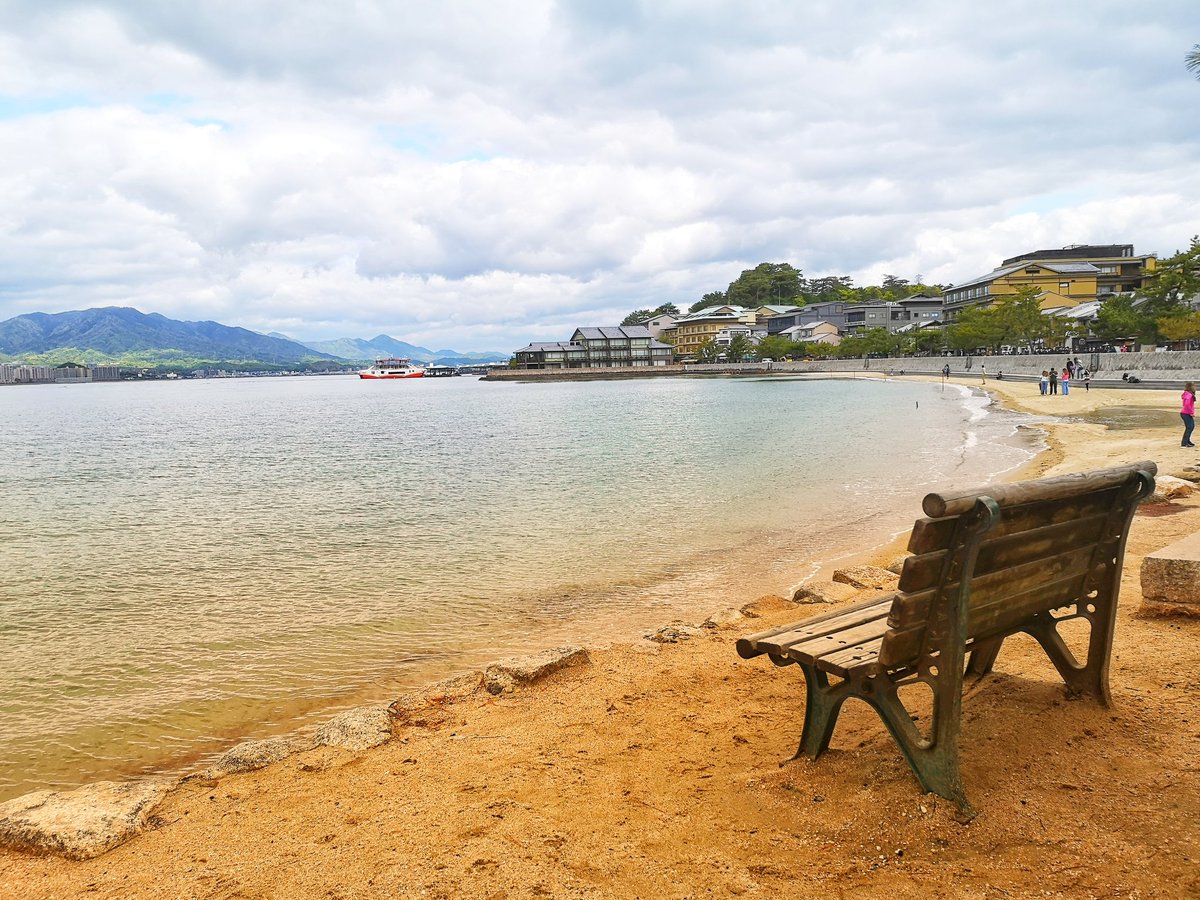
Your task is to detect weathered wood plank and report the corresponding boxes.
[888,543,1097,630]
[877,571,1090,668]
[734,595,892,659]
[899,512,1110,593]
[922,460,1155,518]
[778,616,894,664]
[816,637,885,676]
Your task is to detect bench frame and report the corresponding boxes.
[738,462,1157,819]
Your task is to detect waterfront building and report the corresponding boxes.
[943,243,1156,321]
[780,321,842,345]
[512,325,672,369]
[765,302,851,335]
[664,306,758,359]
[713,323,768,349]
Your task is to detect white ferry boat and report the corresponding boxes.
[357,358,426,379]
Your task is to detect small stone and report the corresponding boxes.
[883,555,911,575]
[1146,475,1196,503]
[482,647,590,695]
[831,565,900,591]
[792,581,859,604]
[209,737,308,776]
[644,623,704,644]
[702,607,744,628]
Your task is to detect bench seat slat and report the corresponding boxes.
[817,637,886,677]
[776,616,893,663]
[735,595,892,660]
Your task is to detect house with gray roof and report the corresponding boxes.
[512,325,673,369]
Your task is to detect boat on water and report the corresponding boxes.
[358,358,425,379]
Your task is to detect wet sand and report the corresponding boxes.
[2,377,1198,899]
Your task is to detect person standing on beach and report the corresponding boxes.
[1040,370,1049,395]
[943,363,951,379]
[1182,382,1196,447]
[1049,368,1058,395]
[1061,367,1070,396]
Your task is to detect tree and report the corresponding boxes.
[695,338,721,362]
[1140,236,1200,312]
[1158,310,1200,343]
[991,287,1046,349]
[689,291,728,313]
[945,305,1005,351]
[725,334,754,362]
[756,334,797,361]
[804,275,855,303]
[1188,44,1200,79]
[1091,294,1152,343]
[725,263,804,308]
[620,302,679,326]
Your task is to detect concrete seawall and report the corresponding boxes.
[487,350,1200,387]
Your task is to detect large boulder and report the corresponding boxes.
[1140,532,1200,617]
[0,779,172,860]
[314,705,393,751]
[482,647,591,695]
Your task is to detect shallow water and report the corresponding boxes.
[0,374,1038,800]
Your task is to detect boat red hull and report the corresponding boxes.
[358,372,424,379]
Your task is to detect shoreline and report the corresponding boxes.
[3,378,1199,897]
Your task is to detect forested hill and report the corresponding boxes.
[0,307,336,364]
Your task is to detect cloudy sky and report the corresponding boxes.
[1,1,1197,352]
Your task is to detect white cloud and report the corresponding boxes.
[0,0,1198,351]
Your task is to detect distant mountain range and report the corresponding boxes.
[298,335,507,366]
[0,307,507,369]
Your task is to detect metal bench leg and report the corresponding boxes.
[871,674,975,820]
[1024,611,1113,705]
[795,664,850,759]
[966,636,1004,676]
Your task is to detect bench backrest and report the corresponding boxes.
[876,461,1157,670]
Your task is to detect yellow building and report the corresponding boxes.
[660,305,758,359]
[943,244,1157,321]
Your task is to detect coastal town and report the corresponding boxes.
[512,242,1199,371]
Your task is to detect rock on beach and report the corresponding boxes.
[0,779,172,860]
[482,647,591,695]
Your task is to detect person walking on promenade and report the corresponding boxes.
[1182,382,1196,447]
[1040,370,1049,395]
[1061,367,1070,396]
[1049,368,1058,395]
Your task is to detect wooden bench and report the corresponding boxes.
[736,461,1157,818]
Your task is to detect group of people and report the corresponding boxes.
[1038,359,1090,396]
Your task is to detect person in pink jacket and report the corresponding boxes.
[1181,382,1196,447]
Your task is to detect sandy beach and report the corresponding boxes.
[2,376,1198,899]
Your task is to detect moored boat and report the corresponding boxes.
[358,358,425,379]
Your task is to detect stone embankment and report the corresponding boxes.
[487,350,1200,386]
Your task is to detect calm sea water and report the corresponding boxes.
[0,374,1037,800]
